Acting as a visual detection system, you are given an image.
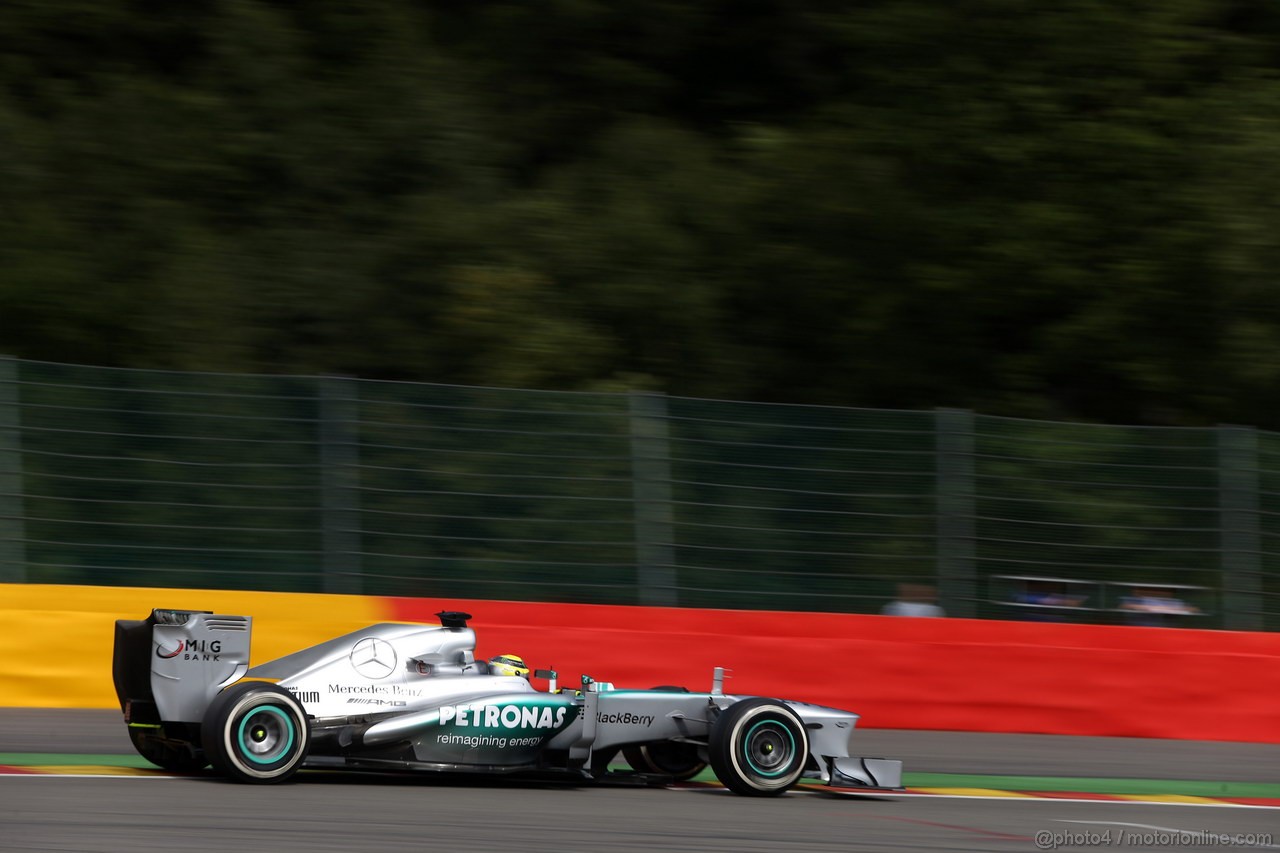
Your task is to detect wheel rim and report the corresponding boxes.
[742,719,796,778]
[235,706,295,765]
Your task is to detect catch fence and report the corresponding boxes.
[0,357,1274,629]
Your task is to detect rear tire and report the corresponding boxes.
[708,699,809,796]
[202,682,310,784]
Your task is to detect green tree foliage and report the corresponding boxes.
[3,1,1280,426]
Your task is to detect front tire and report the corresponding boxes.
[708,699,809,796]
[623,741,707,781]
[202,682,310,784]
[622,685,707,781]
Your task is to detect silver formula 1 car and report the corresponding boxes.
[112,609,902,797]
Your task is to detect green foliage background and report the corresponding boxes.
[4,1,1280,428]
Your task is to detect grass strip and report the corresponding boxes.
[3,755,1277,800]
[901,773,1280,799]
[0,753,152,768]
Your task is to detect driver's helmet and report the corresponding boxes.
[489,654,530,678]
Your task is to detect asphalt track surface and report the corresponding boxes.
[3,710,1278,853]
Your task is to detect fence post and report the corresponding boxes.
[0,356,24,583]
[936,408,976,617]
[630,391,677,606]
[319,377,361,595]
[1218,425,1262,631]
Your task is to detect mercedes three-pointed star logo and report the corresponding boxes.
[349,637,398,680]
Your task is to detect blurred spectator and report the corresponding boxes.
[881,583,946,617]
[1014,579,1086,622]
[1119,586,1200,627]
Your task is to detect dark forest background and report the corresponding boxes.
[4,1,1280,426]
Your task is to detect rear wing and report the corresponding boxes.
[113,609,253,725]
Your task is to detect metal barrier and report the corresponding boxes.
[0,357,1277,630]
